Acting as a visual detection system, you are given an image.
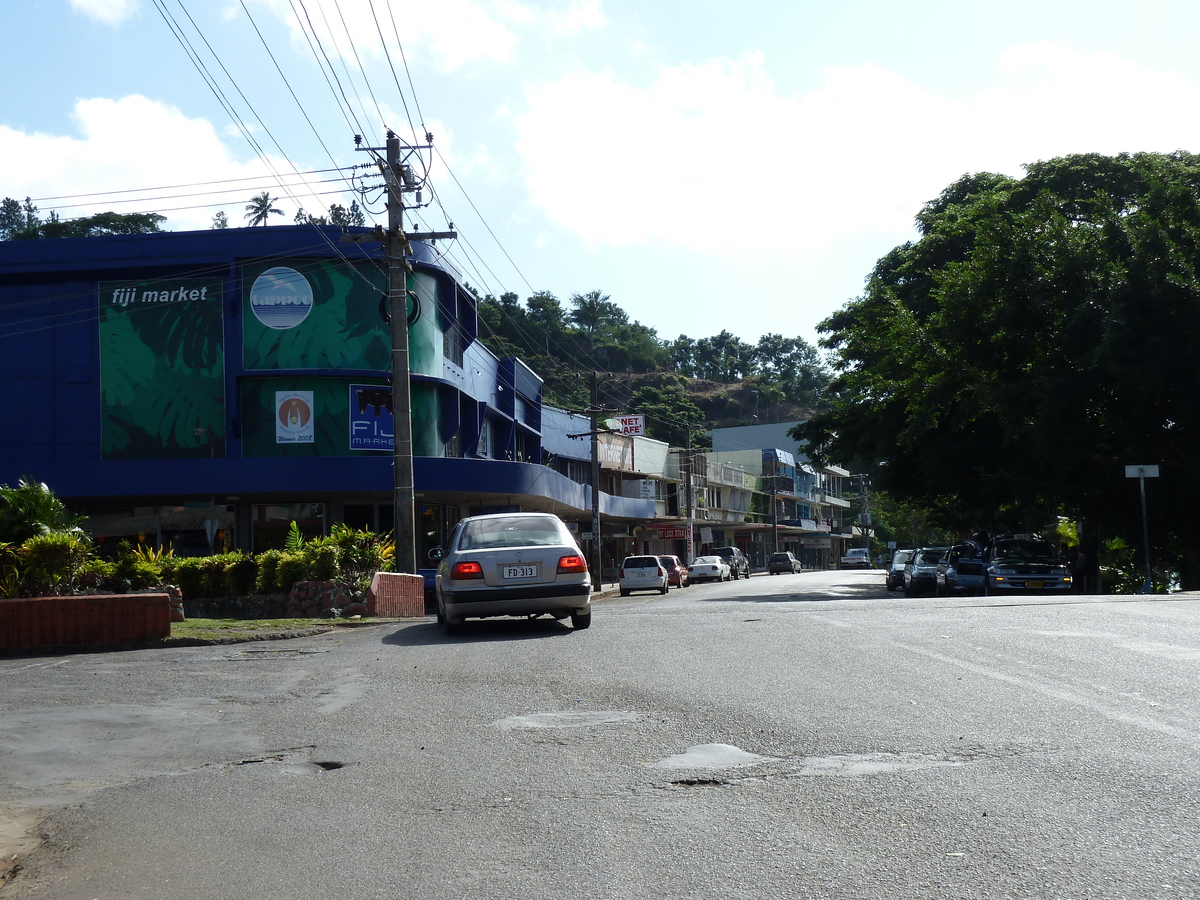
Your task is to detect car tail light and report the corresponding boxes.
[558,554,588,574]
[451,561,484,580]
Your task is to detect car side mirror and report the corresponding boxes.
[427,547,444,561]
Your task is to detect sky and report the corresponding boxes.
[6,0,1200,349]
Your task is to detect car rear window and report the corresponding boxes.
[625,556,660,568]
[458,516,570,550]
[658,557,679,568]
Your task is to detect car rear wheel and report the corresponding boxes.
[571,609,592,629]
[659,582,669,594]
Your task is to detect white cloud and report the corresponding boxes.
[512,43,1200,258]
[0,95,321,231]
[254,0,520,72]
[69,0,138,25]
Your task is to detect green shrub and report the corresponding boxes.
[173,557,206,599]
[200,556,226,597]
[276,551,309,592]
[113,555,161,591]
[255,549,282,594]
[307,542,341,581]
[223,552,258,596]
[22,531,91,595]
[327,524,391,590]
[75,558,116,592]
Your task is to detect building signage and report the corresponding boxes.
[645,526,687,540]
[276,391,314,443]
[606,414,645,436]
[804,537,832,549]
[249,266,313,330]
[349,383,394,451]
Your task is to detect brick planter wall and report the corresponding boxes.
[0,593,171,652]
[367,572,426,618]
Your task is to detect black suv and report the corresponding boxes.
[711,546,750,579]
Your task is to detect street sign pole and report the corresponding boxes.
[1124,464,1160,594]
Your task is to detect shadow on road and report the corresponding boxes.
[692,572,889,604]
[381,616,578,646]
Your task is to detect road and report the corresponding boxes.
[3,569,1200,898]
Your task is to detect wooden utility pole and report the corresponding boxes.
[384,132,417,574]
[352,131,453,572]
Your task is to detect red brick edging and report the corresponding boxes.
[0,593,171,651]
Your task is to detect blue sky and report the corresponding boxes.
[6,0,1200,348]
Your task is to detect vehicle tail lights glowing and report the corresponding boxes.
[451,561,484,580]
[558,554,588,574]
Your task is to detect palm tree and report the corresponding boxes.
[245,192,284,227]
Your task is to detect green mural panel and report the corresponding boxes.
[409,271,444,378]
[98,279,225,460]
[242,259,390,370]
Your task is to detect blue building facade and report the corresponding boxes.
[0,225,652,558]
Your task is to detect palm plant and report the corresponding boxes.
[0,478,85,545]
[244,192,284,227]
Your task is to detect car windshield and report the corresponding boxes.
[991,539,1058,562]
[458,516,569,550]
[916,549,945,564]
[892,550,914,565]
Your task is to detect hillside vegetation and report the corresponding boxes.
[475,288,830,448]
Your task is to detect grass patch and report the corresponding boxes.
[171,617,331,642]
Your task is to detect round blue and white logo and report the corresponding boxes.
[250,266,313,330]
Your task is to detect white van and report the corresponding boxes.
[840,547,872,569]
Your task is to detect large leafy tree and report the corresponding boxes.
[0,197,164,239]
[796,152,1200,586]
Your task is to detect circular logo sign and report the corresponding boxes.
[278,396,312,428]
[250,266,313,330]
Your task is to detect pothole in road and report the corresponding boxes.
[492,710,641,730]
[788,751,966,776]
[650,743,780,769]
[219,648,331,660]
[227,748,344,775]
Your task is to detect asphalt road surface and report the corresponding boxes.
[3,568,1200,899]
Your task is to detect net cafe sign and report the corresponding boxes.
[605,414,646,436]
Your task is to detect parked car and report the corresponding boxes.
[767,551,801,574]
[985,534,1072,594]
[433,512,591,634]
[936,542,988,596]
[658,555,690,588]
[711,546,750,579]
[619,555,669,596]
[688,555,731,583]
[840,547,872,568]
[886,549,915,590]
[904,547,948,596]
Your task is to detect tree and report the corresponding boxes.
[0,198,164,239]
[211,211,229,229]
[329,201,366,228]
[795,151,1200,587]
[245,192,284,227]
[754,333,830,407]
[40,211,165,238]
[567,290,627,341]
[0,197,40,240]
